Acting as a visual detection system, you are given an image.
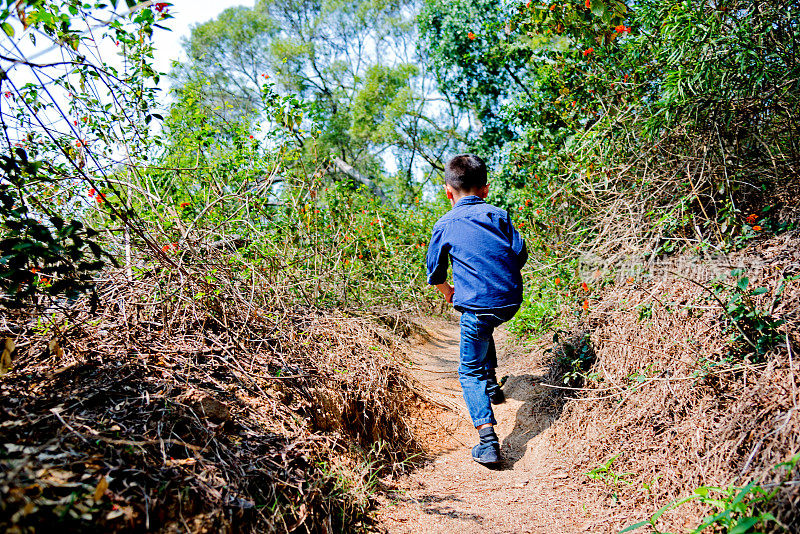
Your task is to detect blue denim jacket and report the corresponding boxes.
[426,196,527,311]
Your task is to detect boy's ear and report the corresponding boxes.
[476,183,489,199]
[444,183,455,200]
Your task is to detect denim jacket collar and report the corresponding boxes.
[454,195,485,208]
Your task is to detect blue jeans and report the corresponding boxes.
[458,307,518,427]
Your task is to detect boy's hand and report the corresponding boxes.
[434,282,454,304]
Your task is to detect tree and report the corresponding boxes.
[418,0,535,152]
[173,0,473,202]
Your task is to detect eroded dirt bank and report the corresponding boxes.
[377,236,800,533]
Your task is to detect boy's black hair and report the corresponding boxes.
[444,154,487,192]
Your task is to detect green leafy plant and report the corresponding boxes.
[0,166,108,308]
[585,454,634,503]
[620,453,799,534]
[717,270,786,360]
[546,329,595,387]
[0,0,169,307]
[636,302,653,322]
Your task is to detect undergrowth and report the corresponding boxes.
[620,453,800,534]
[0,267,423,532]
[544,236,800,533]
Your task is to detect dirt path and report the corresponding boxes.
[376,317,597,534]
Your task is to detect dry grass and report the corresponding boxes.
[0,252,423,532]
[543,232,800,532]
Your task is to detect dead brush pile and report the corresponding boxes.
[545,232,800,533]
[0,264,420,533]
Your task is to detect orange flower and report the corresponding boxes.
[626,276,634,284]
[753,225,762,231]
[585,0,590,8]
[358,254,363,259]
[554,277,561,285]
[161,244,170,252]
[746,214,758,224]
[88,188,96,197]
[518,222,525,229]
[180,202,190,208]
[172,242,179,250]
[581,282,589,291]
[468,32,476,40]
[582,299,589,311]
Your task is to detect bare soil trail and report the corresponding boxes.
[376,317,603,534]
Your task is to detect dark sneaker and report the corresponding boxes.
[472,426,501,466]
[488,388,505,405]
[487,373,506,405]
[472,441,501,465]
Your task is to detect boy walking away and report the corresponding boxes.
[426,154,527,466]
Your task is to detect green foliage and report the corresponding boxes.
[0,1,167,307]
[423,0,800,257]
[418,0,527,149]
[109,67,447,310]
[716,270,786,360]
[585,454,634,503]
[545,329,595,387]
[350,64,419,146]
[620,453,800,534]
[504,198,586,337]
[507,276,567,336]
[0,181,107,308]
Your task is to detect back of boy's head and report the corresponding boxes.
[445,154,487,192]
